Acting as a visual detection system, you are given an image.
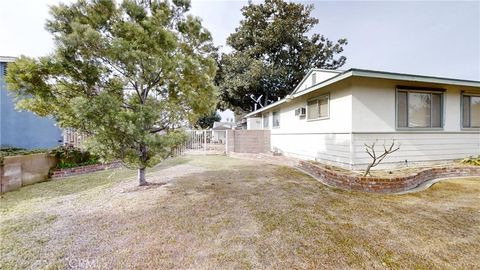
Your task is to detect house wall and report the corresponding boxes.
[249,75,479,169]
[247,117,262,130]
[350,77,480,168]
[0,62,63,149]
[265,80,354,165]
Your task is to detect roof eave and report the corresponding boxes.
[0,56,17,63]
[351,69,480,88]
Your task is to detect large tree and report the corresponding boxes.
[217,0,347,112]
[195,111,221,129]
[6,0,217,186]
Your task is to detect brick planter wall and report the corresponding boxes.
[51,162,123,178]
[299,160,480,193]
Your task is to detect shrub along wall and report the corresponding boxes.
[299,160,480,193]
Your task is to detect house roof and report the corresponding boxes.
[212,121,235,130]
[0,56,17,63]
[244,68,480,118]
[291,68,343,94]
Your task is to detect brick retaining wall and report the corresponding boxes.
[299,160,480,193]
[51,162,123,178]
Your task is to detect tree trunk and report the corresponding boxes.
[138,143,149,186]
[363,164,372,177]
[138,167,148,186]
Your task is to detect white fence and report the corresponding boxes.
[178,130,227,156]
[63,128,228,156]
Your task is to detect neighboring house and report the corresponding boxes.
[0,56,62,149]
[212,121,235,143]
[245,68,480,169]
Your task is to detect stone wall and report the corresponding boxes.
[227,130,270,154]
[1,153,57,193]
[300,160,480,193]
[51,162,123,178]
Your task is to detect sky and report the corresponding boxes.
[1,0,479,120]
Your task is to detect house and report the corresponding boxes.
[244,68,480,169]
[0,56,63,149]
[211,121,235,143]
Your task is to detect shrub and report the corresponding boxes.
[461,156,480,166]
[0,146,48,157]
[49,145,99,169]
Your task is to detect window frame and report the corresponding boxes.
[306,93,330,121]
[272,111,280,128]
[395,88,444,130]
[461,92,480,129]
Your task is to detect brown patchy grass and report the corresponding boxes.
[0,156,479,269]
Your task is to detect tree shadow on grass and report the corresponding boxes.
[0,157,196,208]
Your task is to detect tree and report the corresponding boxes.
[217,0,347,112]
[6,0,217,186]
[363,140,400,177]
[196,111,221,129]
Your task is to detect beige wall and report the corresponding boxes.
[1,153,57,193]
[350,77,480,132]
[246,117,262,130]
[249,76,480,169]
[268,79,352,134]
[349,77,480,168]
[262,80,353,165]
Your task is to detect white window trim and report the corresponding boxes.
[306,93,330,121]
[461,92,480,129]
[395,88,444,130]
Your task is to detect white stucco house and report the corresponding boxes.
[244,68,480,169]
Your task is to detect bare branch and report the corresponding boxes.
[363,139,400,177]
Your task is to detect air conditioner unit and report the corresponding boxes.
[295,107,306,116]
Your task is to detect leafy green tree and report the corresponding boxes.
[195,111,221,129]
[217,0,347,112]
[6,0,217,186]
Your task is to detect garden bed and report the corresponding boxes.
[299,160,480,193]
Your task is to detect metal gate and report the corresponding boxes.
[173,130,227,156]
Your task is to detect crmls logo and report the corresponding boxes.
[30,257,100,269]
[65,258,99,268]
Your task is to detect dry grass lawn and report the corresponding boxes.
[1,156,479,269]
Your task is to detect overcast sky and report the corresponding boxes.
[1,0,479,82]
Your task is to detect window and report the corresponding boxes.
[312,73,317,85]
[307,94,329,120]
[396,89,443,128]
[262,112,269,129]
[272,111,280,128]
[1,63,6,77]
[462,94,480,128]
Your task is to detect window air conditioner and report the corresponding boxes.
[295,107,306,116]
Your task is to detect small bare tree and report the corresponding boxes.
[364,140,400,176]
